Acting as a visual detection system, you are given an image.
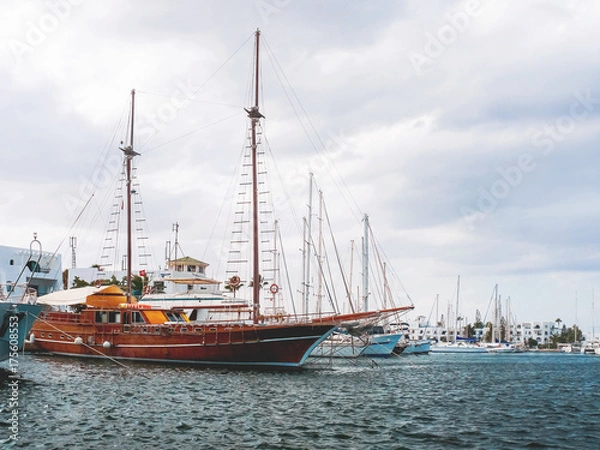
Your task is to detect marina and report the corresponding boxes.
[1,1,599,448]
[3,352,600,449]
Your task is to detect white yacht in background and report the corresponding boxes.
[430,339,488,354]
[139,256,250,322]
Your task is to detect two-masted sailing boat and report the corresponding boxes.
[29,30,339,368]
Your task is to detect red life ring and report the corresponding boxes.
[94,280,102,288]
[230,275,241,287]
[269,283,279,294]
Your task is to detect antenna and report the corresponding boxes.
[173,222,179,261]
[70,236,77,269]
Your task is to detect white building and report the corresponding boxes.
[0,242,62,299]
[513,321,558,345]
[397,314,559,346]
[393,315,450,342]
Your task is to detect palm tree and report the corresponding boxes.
[224,275,244,298]
[555,318,562,333]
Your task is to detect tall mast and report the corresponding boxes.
[245,29,264,324]
[301,216,307,314]
[120,89,139,302]
[456,275,461,338]
[362,214,369,311]
[304,172,314,315]
[317,189,324,315]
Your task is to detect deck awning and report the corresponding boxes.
[38,285,127,307]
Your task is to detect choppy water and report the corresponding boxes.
[1,352,599,449]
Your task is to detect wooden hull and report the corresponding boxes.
[30,314,335,368]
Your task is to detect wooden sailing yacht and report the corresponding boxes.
[29,30,340,368]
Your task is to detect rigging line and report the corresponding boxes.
[316,232,340,315]
[263,37,364,222]
[262,41,317,151]
[368,225,410,308]
[29,312,150,378]
[49,193,95,262]
[368,224,414,305]
[92,161,126,266]
[482,284,497,325]
[130,177,157,271]
[65,98,129,234]
[203,131,248,273]
[323,198,355,313]
[138,33,254,150]
[96,162,124,269]
[136,90,242,109]
[262,134,304,236]
[277,224,298,319]
[140,111,244,154]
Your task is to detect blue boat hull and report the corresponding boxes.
[0,303,42,362]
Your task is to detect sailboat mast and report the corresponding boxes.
[456,275,461,337]
[317,189,324,315]
[305,172,313,315]
[247,29,264,324]
[362,214,369,311]
[123,88,138,302]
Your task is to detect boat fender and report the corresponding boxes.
[74,337,83,345]
[103,341,111,349]
[29,333,35,344]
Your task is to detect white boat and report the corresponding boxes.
[310,331,368,358]
[397,339,431,355]
[430,341,488,354]
[580,342,599,355]
[484,343,517,354]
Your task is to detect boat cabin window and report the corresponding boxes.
[132,311,145,323]
[95,311,120,324]
[109,311,121,323]
[165,311,184,322]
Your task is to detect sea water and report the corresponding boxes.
[1,352,599,449]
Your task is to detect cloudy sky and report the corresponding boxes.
[1,0,599,332]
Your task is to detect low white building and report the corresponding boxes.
[396,314,559,346]
[513,321,558,345]
[0,242,62,299]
